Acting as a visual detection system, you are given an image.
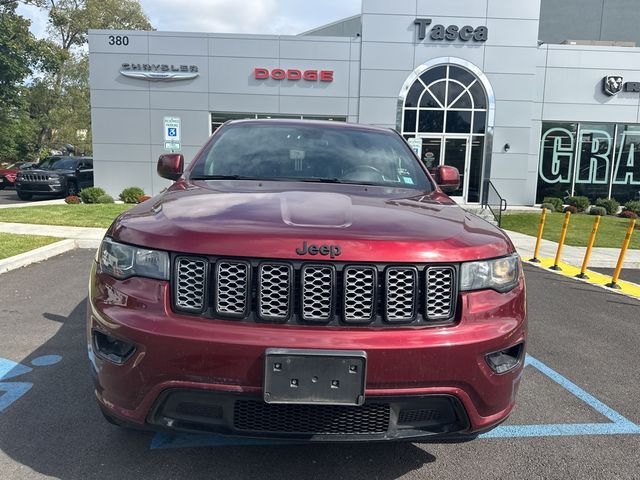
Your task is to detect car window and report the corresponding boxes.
[191,123,432,190]
[39,157,79,170]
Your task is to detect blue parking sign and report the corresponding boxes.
[168,127,177,137]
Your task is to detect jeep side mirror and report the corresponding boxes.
[157,153,184,181]
[432,165,460,193]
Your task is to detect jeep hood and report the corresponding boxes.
[109,181,514,263]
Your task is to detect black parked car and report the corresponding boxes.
[15,156,93,200]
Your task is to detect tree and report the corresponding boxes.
[47,0,152,50]
[30,0,153,154]
[0,1,59,161]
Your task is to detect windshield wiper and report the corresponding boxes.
[190,175,262,180]
[296,177,341,183]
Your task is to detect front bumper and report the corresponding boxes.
[15,182,64,194]
[87,262,526,440]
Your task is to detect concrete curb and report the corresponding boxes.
[0,239,98,275]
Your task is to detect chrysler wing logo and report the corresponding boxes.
[120,63,199,81]
[603,75,624,96]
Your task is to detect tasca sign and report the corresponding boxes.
[414,18,488,42]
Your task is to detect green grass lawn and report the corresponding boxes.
[0,233,61,260]
[502,212,639,249]
[0,204,134,228]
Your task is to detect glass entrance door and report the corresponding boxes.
[420,136,471,202]
[443,137,468,200]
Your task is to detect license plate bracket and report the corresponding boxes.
[264,349,367,406]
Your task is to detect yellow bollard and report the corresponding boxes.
[576,215,601,279]
[606,218,637,289]
[529,208,547,263]
[550,211,571,271]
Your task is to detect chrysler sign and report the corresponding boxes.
[120,63,199,81]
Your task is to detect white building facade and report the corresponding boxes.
[88,0,640,205]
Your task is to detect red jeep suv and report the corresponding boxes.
[87,119,526,441]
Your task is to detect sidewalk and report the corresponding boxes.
[0,222,106,241]
[504,229,640,269]
[0,198,65,209]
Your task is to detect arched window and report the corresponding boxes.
[401,65,487,136]
[398,60,493,203]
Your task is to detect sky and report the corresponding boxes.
[17,0,362,39]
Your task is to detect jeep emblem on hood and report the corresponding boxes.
[295,241,341,259]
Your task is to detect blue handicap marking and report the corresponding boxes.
[479,355,640,439]
[0,355,63,412]
[150,354,640,449]
[167,127,177,137]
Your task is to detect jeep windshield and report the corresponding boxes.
[38,157,79,170]
[190,122,433,191]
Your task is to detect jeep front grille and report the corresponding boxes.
[258,263,292,321]
[343,267,376,322]
[385,267,417,322]
[173,258,457,326]
[21,173,49,182]
[214,261,249,317]
[426,267,455,319]
[174,257,207,312]
[301,265,334,322]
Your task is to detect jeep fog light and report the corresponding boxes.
[93,331,135,364]
[486,343,524,374]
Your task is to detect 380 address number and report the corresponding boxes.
[108,35,129,46]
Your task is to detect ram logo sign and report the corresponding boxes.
[603,76,624,96]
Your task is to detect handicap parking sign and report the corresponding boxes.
[163,116,181,151]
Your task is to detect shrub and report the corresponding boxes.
[97,194,114,204]
[624,200,640,215]
[64,195,81,204]
[620,210,638,219]
[589,206,607,216]
[120,187,145,204]
[563,205,578,214]
[540,202,555,212]
[542,197,563,212]
[79,187,106,204]
[138,194,151,203]
[565,196,590,212]
[595,198,620,216]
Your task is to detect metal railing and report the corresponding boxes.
[482,180,508,227]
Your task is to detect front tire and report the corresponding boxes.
[17,191,32,201]
[66,181,78,197]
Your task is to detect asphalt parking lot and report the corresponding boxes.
[0,189,25,205]
[1,250,639,479]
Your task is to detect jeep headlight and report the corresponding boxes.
[99,237,169,280]
[460,254,520,293]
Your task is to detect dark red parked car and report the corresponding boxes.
[0,162,36,190]
[87,119,526,441]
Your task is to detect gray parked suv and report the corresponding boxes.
[15,156,93,200]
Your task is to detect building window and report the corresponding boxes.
[210,113,346,135]
[537,122,640,203]
[399,62,490,203]
[401,65,487,136]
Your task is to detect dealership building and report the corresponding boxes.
[88,0,640,205]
